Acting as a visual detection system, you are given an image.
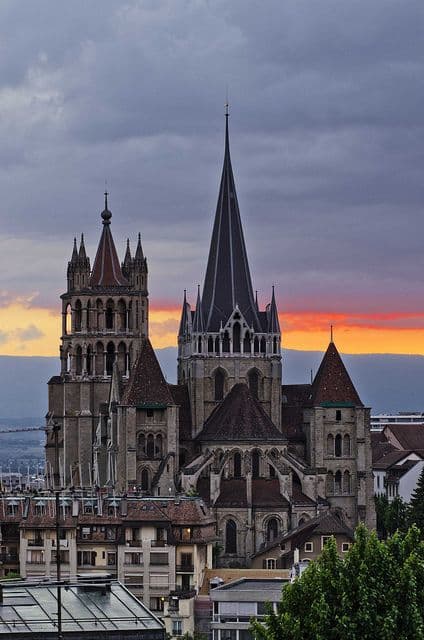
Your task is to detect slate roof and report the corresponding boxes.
[122,338,173,406]
[214,479,247,507]
[310,341,363,406]
[212,478,289,509]
[168,383,192,441]
[370,431,396,463]
[90,194,128,287]
[196,383,286,442]
[201,115,262,332]
[385,423,424,451]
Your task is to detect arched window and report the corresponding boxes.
[106,342,115,375]
[214,336,220,354]
[335,434,342,458]
[75,346,82,375]
[95,342,104,375]
[233,322,241,353]
[273,336,278,354]
[74,300,82,332]
[208,337,214,353]
[155,434,163,457]
[86,346,92,375]
[248,370,259,399]
[252,450,260,479]
[198,336,202,353]
[343,434,351,457]
[327,434,334,456]
[266,518,279,542]
[146,434,155,458]
[214,370,225,401]
[254,337,259,353]
[233,452,242,478]
[326,471,334,495]
[222,331,230,353]
[138,433,146,454]
[334,470,342,495]
[86,300,91,331]
[65,304,72,335]
[117,299,126,331]
[96,299,103,331]
[225,519,237,554]
[343,471,351,494]
[260,337,266,353]
[243,331,251,354]
[140,469,149,491]
[105,300,114,330]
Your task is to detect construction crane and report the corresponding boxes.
[0,426,45,434]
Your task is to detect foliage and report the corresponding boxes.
[409,466,424,531]
[375,494,409,538]
[251,525,424,640]
[185,487,199,497]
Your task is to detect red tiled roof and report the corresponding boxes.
[90,214,128,287]
[310,342,363,407]
[122,339,174,406]
[197,383,285,442]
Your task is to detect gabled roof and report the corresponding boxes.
[385,423,424,452]
[310,341,363,407]
[201,115,262,332]
[122,338,173,406]
[196,383,285,442]
[90,193,128,287]
[373,449,421,470]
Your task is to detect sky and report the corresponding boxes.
[1,0,424,357]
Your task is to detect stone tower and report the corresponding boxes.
[178,113,282,435]
[46,194,148,487]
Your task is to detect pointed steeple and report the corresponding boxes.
[78,233,86,259]
[123,238,132,266]
[122,338,173,406]
[71,237,78,262]
[202,112,261,332]
[267,286,280,333]
[178,290,191,338]
[135,233,144,262]
[90,193,128,287]
[192,285,204,333]
[310,341,363,407]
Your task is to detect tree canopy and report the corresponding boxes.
[251,525,424,640]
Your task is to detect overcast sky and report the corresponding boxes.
[1,0,424,354]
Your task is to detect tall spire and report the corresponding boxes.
[78,233,86,259]
[124,238,131,264]
[71,237,78,262]
[135,232,144,262]
[178,289,191,338]
[193,285,204,333]
[90,193,128,287]
[267,286,280,333]
[201,112,261,331]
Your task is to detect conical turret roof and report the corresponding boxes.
[201,114,261,332]
[122,338,173,406]
[90,193,128,287]
[310,341,363,406]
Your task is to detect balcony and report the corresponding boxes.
[27,539,44,547]
[176,564,194,573]
[170,587,196,599]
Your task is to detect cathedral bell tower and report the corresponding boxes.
[178,113,282,434]
[46,194,148,487]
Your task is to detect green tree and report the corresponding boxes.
[251,525,424,640]
[409,465,424,531]
[375,494,409,538]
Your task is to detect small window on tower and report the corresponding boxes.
[336,410,342,421]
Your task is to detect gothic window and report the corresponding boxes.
[343,471,351,494]
[208,337,214,353]
[254,337,259,353]
[86,300,91,331]
[138,433,146,454]
[266,518,279,542]
[248,370,259,399]
[334,470,342,495]
[233,452,242,478]
[128,301,133,330]
[117,299,126,331]
[273,336,278,354]
[335,434,342,458]
[155,434,163,457]
[105,300,114,330]
[106,342,115,375]
[214,370,225,401]
[327,434,334,456]
[95,341,104,375]
[86,346,92,375]
[260,337,266,353]
[243,331,250,353]
[96,299,103,330]
[222,331,230,353]
[74,300,82,332]
[269,465,276,478]
[225,519,237,554]
[146,434,155,458]
[140,469,149,491]
[75,346,82,375]
[343,434,351,457]
[252,450,260,479]
[65,304,72,334]
[326,471,334,495]
[198,336,202,353]
[233,322,241,353]
[214,336,220,354]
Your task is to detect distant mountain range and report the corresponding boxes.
[1,348,424,422]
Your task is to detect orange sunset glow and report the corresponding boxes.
[2,302,424,357]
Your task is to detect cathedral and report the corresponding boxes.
[46,114,375,566]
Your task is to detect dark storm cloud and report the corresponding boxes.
[0,0,424,315]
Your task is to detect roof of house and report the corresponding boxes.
[385,423,424,452]
[373,449,422,470]
[122,339,174,406]
[310,342,363,407]
[199,568,290,595]
[196,383,286,442]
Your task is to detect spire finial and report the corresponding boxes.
[101,190,112,225]
[330,324,334,343]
